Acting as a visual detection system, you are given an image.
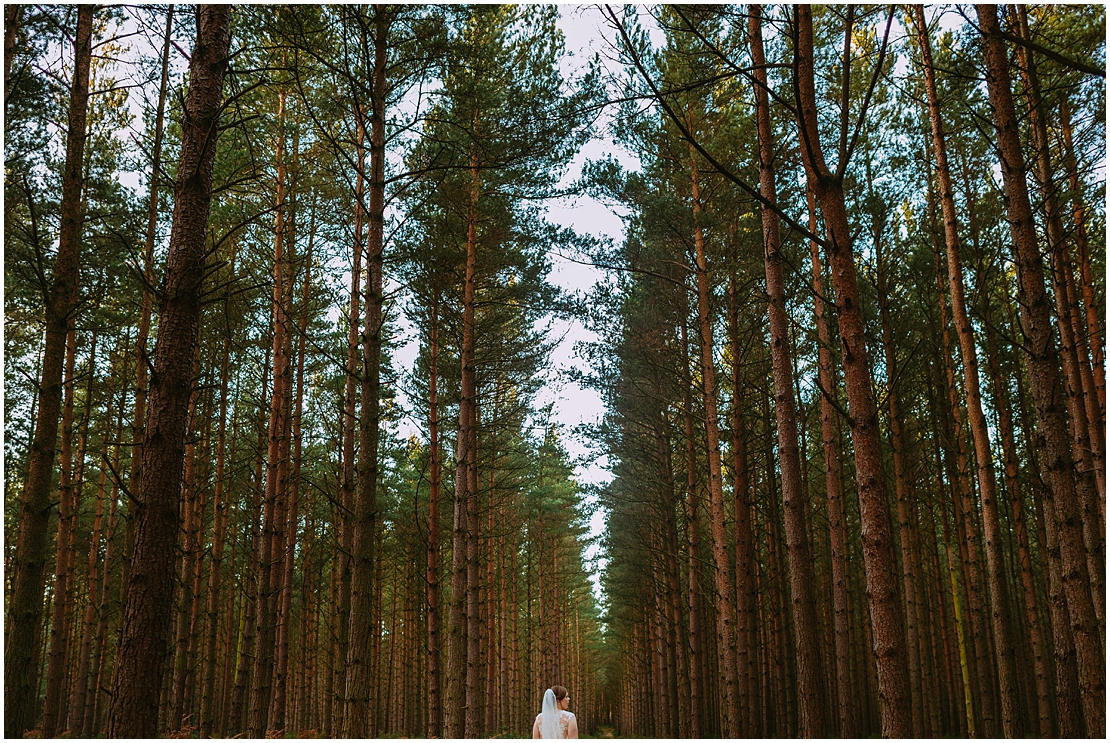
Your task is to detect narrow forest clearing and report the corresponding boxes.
[3,4,1104,740]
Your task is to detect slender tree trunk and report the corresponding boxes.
[448,108,481,739]
[750,9,825,735]
[426,297,443,737]
[249,84,291,738]
[794,7,911,736]
[200,328,232,737]
[1012,7,1105,630]
[345,10,387,735]
[4,8,91,736]
[976,7,1104,736]
[169,390,200,731]
[71,409,115,737]
[106,8,230,736]
[183,408,209,728]
[728,277,757,738]
[334,118,365,739]
[271,163,311,735]
[41,323,78,738]
[229,400,267,736]
[803,186,855,739]
[687,145,741,739]
[1058,99,1105,428]
[123,4,174,620]
[680,321,703,739]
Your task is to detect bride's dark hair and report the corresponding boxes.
[552,685,568,701]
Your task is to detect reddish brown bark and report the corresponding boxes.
[4,7,92,736]
[804,186,855,739]
[200,328,232,737]
[916,9,1021,733]
[71,409,115,737]
[1012,8,1105,631]
[750,9,825,735]
[249,84,291,738]
[345,10,388,735]
[977,6,1104,736]
[1059,99,1106,429]
[41,323,78,738]
[123,3,174,619]
[426,297,443,737]
[687,147,741,738]
[106,7,230,736]
[793,7,911,736]
[679,321,703,739]
[272,205,310,733]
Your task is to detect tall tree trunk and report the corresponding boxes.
[679,321,704,739]
[272,147,310,735]
[334,118,365,739]
[976,7,1104,736]
[169,390,200,731]
[228,400,267,736]
[688,145,741,739]
[728,277,757,737]
[1012,7,1105,629]
[85,397,125,737]
[71,406,116,737]
[749,9,825,735]
[916,13,1022,733]
[200,329,232,738]
[249,84,290,739]
[106,7,230,736]
[4,7,92,736]
[344,10,387,735]
[1058,99,1105,427]
[448,109,481,739]
[804,186,855,739]
[41,323,79,738]
[426,297,443,737]
[123,3,174,619]
[793,7,912,736]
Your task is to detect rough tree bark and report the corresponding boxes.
[976,5,1104,737]
[40,323,78,738]
[750,8,826,736]
[344,8,388,736]
[123,3,174,620]
[804,185,855,738]
[427,297,443,737]
[1012,6,1105,628]
[106,6,230,736]
[4,7,92,737]
[793,6,912,736]
[249,84,290,739]
[915,9,1021,734]
[688,145,741,739]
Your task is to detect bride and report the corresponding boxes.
[532,685,578,739]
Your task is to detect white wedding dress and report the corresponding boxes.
[535,709,576,739]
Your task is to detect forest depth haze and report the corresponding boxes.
[2,4,1105,739]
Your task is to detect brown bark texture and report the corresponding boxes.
[106,6,231,737]
[4,8,92,737]
[976,5,1104,737]
[793,6,912,736]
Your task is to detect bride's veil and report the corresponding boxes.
[540,688,559,738]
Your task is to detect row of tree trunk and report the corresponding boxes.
[602,4,1103,739]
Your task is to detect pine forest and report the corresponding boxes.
[3,4,1105,739]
